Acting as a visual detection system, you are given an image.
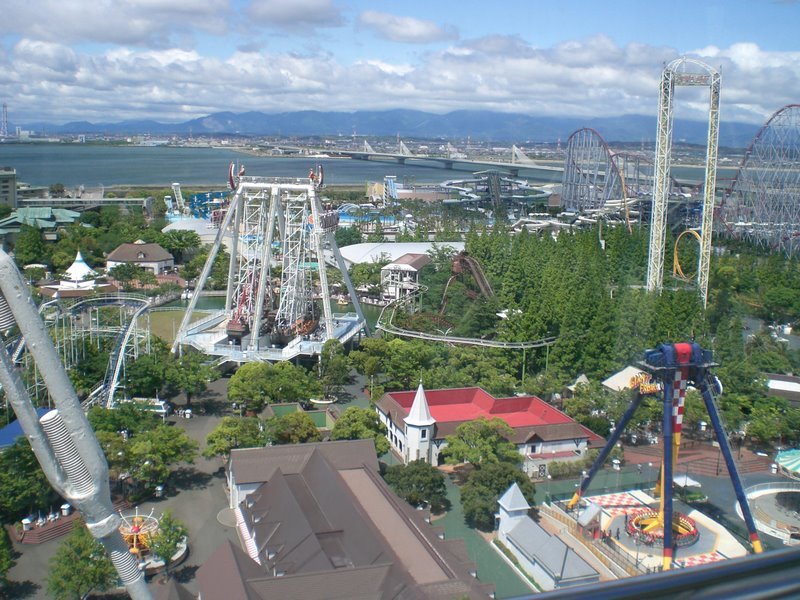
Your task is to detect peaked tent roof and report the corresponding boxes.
[498,482,530,512]
[404,382,435,426]
[64,251,97,281]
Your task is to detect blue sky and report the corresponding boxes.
[2,0,799,126]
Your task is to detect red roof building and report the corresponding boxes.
[375,384,604,475]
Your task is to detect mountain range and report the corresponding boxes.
[23,109,761,148]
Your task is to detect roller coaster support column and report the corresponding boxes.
[696,369,763,554]
[566,391,645,509]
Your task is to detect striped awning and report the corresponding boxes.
[775,449,800,474]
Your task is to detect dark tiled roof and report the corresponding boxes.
[229,439,377,485]
[211,440,490,599]
[153,579,196,600]
[106,242,173,263]
[387,253,431,270]
[197,540,264,600]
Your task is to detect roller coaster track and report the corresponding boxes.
[440,252,494,314]
[101,298,151,408]
[377,286,555,350]
[13,294,151,409]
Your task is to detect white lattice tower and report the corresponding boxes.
[225,184,273,336]
[275,192,311,332]
[647,58,720,308]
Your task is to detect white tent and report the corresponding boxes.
[673,474,701,488]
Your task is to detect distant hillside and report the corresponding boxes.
[22,110,762,148]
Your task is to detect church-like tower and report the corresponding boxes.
[403,381,436,463]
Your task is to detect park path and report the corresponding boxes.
[435,477,533,599]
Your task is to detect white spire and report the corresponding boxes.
[404,381,435,427]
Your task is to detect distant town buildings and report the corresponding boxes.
[0,167,17,208]
[375,383,603,475]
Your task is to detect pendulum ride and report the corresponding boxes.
[566,342,763,570]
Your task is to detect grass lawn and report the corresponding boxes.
[144,309,212,343]
[436,477,535,598]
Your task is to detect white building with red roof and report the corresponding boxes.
[375,383,604,476]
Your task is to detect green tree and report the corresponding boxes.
[124,352,169,398]
[227,362,273,412]
[204,417,266,458]
[13,225,48,266]
[384,460,450,513]
[126,424,198,492]
[460,462,536,531]
[88,403,160,436]
[149,511,188,582]
[166,351,217,405]
[0,528,13,589]
[47,523,117,600]
[68,342,110,396]
[334,226,362,248]
[108,262,141,290]
[228,361,321,413]
[330,406,389,455]
[135,268,158,288]
[441,417,520,468]
[319,339,350,399]
[267,411,322,445]
[0,438,58,523]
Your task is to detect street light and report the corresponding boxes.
[546,474,552,504]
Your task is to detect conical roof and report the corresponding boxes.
[498,482,530,512]
[64,251,96,281]
[404,381,435,427]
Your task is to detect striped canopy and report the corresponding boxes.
[775,449,800,474]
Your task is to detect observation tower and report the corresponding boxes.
[173,168,367,362]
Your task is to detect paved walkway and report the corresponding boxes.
[435,477,532,599]
[7,377,239,599]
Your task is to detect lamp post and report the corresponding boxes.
[546,474,552,504]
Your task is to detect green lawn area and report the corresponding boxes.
[436,477,534,599]
[145,309,212,343]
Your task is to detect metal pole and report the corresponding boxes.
[0,251,151,599]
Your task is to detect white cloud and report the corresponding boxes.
[1,30,798,128]
[245,0,344,29]
[3,0,230,47]
[357,11,457,43]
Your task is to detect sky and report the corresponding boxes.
[2,0,800,127]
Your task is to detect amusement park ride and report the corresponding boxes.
[172,165,368,362]
[566,342,763,571]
